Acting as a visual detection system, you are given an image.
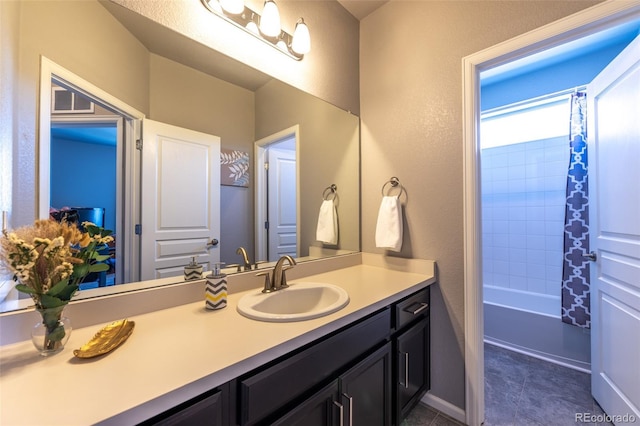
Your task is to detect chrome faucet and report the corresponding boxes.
[257,255,297,293]
[236,247,252,271]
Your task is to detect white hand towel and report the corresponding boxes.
[316,199,338,245]
[375,196,403,252]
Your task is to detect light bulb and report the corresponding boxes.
[246,20,259,35]
[259,0,281,38]
[219,0,244,14]
[276,39,288,51]
[291,18,310,55]
[245,13,260,35]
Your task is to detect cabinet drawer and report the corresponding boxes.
[240,308,391,425]
[395,287,429,330]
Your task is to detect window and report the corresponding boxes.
[481,95,570,148]
[51,87,94,114]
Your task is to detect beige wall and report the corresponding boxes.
[360,0,600,409]
[0,1,19,226]
[255,79,360,256]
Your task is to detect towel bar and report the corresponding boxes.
[381,177,404,196]
[323,184,338,200]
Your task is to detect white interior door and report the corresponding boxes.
[267,146,297,260]
[588,34,640,421]
[141,119,220,280]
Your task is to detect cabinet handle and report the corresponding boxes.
[404,302,429,315]
[342,393,353,426]
[333,401,344,426]
[399,351,409,388]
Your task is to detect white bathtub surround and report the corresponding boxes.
[0,253,435,425]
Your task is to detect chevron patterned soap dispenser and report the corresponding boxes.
[184,257,203,281]
[205,263,227,310]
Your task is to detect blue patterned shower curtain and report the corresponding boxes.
[561,91,590,328]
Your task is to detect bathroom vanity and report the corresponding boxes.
[0,254,435,425]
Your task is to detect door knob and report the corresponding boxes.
[206,238,219,249]
[584,251,597,262]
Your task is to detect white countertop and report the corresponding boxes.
[0,255,435,425]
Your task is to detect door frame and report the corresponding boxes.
[461,3,640,425]
[39,57,144,283]
[254,125,300,262]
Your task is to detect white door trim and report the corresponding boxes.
[254,125,300,262]
[461,3,640,425]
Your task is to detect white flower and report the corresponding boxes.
[53,262,73,280]
[91,234,114,245]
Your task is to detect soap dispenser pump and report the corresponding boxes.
[184,257,203,281]
[205,262,227,310]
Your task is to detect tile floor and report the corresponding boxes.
[484,343,611,426]
[401,343,612,426]
[401,403,465,426]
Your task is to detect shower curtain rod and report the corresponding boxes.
[482,85,587,116]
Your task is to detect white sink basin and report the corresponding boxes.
[237,282,349,322]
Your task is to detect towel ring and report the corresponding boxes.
[381,177,404,197]
[323,184,338,200]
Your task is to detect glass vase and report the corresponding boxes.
[31,305,72,356]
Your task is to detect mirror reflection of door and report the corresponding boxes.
[267,140,297,261]
[49,85,124,288]
[140,120,221,280]
[255,128,298,262]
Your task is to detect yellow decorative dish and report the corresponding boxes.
[73,319,135,359]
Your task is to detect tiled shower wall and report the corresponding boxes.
[481,136,570,316]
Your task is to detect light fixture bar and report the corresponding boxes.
[201,0,305,61]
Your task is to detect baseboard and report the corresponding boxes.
[484,338,591,373]
[421,392,466,424]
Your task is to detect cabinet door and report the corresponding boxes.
[396,318,430,423]
[340,342,392,426]
[271,381,341,426]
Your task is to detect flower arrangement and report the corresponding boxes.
[0,219,113,354]
[0,219,113,308]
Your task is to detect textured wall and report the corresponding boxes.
[359,0,599,409]
[0,1,19,229]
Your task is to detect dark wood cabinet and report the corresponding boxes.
[340,342,393,426]
[139,286,431,426]
[272,342,392,426]
[239,309,391,425]
[395,318,430,423]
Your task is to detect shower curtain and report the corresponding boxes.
[561,91,590,328]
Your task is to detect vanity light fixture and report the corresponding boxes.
[201,0,310,60]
